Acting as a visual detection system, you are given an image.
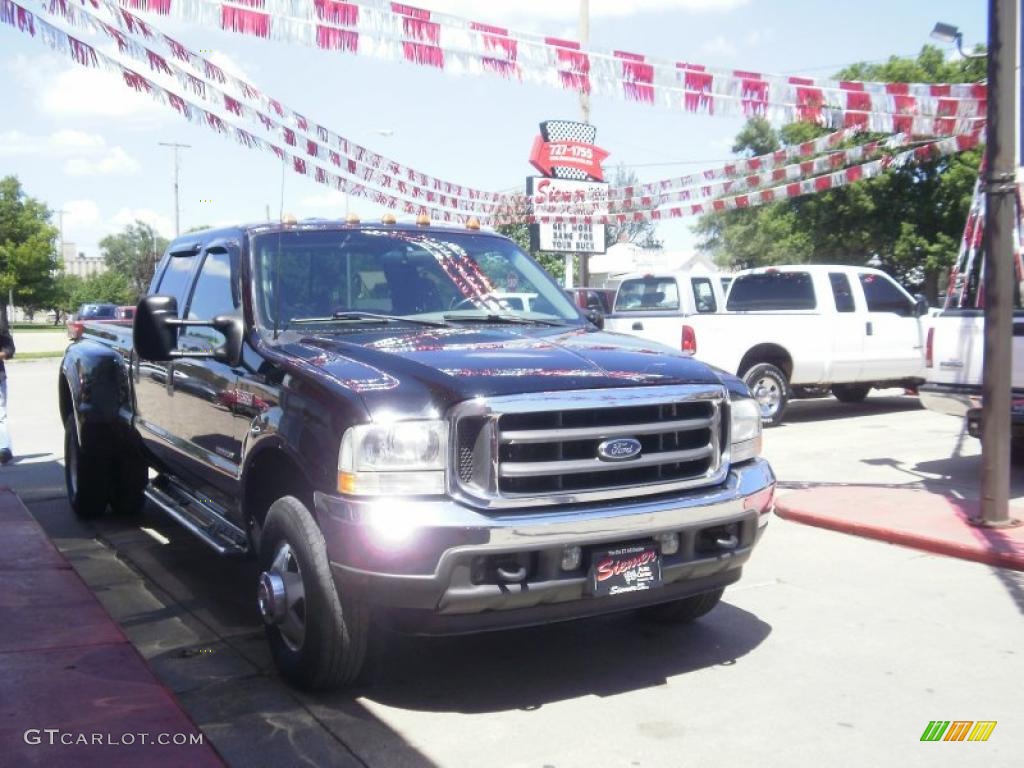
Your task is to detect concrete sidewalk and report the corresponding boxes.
[776,486,1024,570]
[0,487,224,768]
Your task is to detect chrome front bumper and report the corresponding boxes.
[314,458,774,633]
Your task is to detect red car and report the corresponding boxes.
[67,303,117,340]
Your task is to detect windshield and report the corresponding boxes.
[615,277,680,312]
[79,304,116,319]
[252,229,582,330]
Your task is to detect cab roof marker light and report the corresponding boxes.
[346,212,361,224]
[382,213,397,225]
[466,217,481,230]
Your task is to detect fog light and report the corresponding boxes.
[561,545,582,571]
[656,532,680,556]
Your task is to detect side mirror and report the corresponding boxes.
[134,295,179,361]
[914,294,930,317]
[210,314,244,367]
[134,295,244,367]
[585,308,605,330]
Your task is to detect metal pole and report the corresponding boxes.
[578,0,590,125]
[977,0,1019,527]
[158,142,191,237]
[577,0,590,289]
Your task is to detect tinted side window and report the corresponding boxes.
[727,272,816,311]
[829,272,856,313]
[182,251,235,349]
[157,254,199,315]
[614,278,680,311]
[691,277,718,313]
[859,273,912,315]
[187,251,236,320]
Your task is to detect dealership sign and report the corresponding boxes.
[528,120,608,254]
[527,177,608,253]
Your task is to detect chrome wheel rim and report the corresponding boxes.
[751,376,782,418]
[259,542,307,652]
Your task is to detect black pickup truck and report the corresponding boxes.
[60,219,775,689]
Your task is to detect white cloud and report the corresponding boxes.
[421,0,747,22]
[699,35,737,57]
[62,199,102,232]
[110,207,174,238]
[8,54,166,123]
[0,129,141,176]
[64,147,142,177]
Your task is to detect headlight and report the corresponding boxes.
[338,420,448,496]
[729,398,762,463]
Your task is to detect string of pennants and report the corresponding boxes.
[2,0,485,221]
[945,174,1024,309]
[519,133,982,226]
[0,0,988,227]
[112,0,987,133]
[42,0,506,207]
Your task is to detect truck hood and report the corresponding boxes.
[278,325,726,419]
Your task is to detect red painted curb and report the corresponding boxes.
[775,486,1024,571]
[0,489,225,767]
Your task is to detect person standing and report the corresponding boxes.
[0,327,14,464]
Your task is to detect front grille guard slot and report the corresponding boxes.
[448,385,729,510]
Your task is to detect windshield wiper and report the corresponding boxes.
[289,312,449,328]
[443,312,567,327]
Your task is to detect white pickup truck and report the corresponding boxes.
[918,260,1024,457]
[606,265,930,425]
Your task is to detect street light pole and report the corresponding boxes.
[158,142,191,237]
[977,0,1018,527]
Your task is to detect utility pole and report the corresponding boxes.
[574,0,591,289]
[977,0,1019,527]
[158,142,191,236]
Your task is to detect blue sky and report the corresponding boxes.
[0,0,987,257]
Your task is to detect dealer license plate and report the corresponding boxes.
[589,543,662,597]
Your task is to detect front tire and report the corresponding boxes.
[638,588,724,623]
[63,415,110,519]
[743,363,789,426]
[831,384,871,403]
[259,496,369,690]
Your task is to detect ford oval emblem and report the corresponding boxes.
[596,437,642,462]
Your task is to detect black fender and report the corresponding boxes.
[60,340,131,446]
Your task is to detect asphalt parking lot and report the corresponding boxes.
[3,358,1022,768]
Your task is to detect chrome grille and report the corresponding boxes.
[450,385,727,509]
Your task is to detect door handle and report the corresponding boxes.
[865,321,873,336]
[632,322,644,331]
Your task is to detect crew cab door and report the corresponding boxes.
[170,245,249,499]
[825,271,864,381]
[133,247,201,465]
[855,271,925,381]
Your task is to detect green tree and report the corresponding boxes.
[604,165,663,249]
[99,221,169,299]
[68,270,135,307]
[0,176,60,331]
[494,194,565,281]
[695,46,985,300]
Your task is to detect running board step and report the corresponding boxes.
[144,478,249,556]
